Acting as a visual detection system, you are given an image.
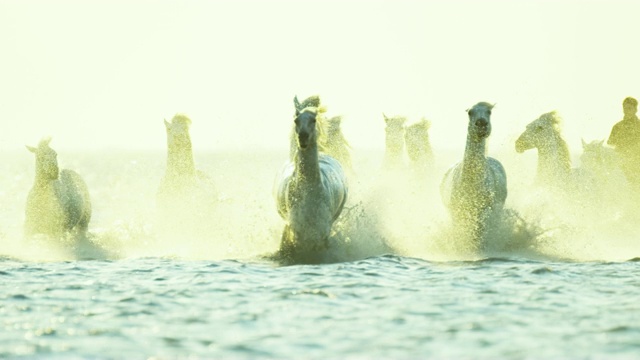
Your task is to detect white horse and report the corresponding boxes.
[515,111,572,191]
[579,138,629,204]
[24,138,92,239]
[157,114,215,232]
[441,102,507,241]
[405,117,435,178]
[382,114,407,170]
[275,99,348,263]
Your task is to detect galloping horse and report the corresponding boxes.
[325,115,353,175]
[24,138,92,239]
[157,114,215,234]
[382,114,407,170]
[405,117,434,177]
[275,98,348,263]
[579,138,628,204]
[515,111,572,191]
[441,102,507,242]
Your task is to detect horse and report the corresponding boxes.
[290,95,352,173]
[404,117,435,178]
[24,137,92,240]
[440,102,507,242]
[157,114,216,235]
[579,138,629,205]
[325,115,354,175]
[382,114,407,170]
[274,99,348,263]
[515,111,572,191]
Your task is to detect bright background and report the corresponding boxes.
[1,0,638,153]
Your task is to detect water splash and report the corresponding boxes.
[1,150,638,263]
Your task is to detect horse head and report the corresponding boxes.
[26,137,59,180]
[466,102,494,140]
[383,114,407,151]
[294,107,319,150]
[580,138,608,170]
[165,113,193,149]
[405,118,432,161]
[515,111,562,153]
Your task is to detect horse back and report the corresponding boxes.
[318,154,348,222]
[486,157,507,207]
[59,169,92,230]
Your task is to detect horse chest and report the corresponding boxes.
[26,185,66,233]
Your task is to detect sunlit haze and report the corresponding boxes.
[1,0,639,154]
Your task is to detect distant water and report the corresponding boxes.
[1,149,639,358]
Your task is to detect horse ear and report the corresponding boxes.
[26,145,37,153]
[294,96,302,116]
[164,119,171,129]
[581,138,587,147]
[598,139,605,146]
[383,113,389,123]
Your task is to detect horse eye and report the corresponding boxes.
[488,110,492,116]
[294,118,300,126]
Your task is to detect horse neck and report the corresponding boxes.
[385,132,404,163]
[166,139,196,179]
[536,132,571,179]
[33,161,56,189]
[461,134,487,183]
[295,143,320,183]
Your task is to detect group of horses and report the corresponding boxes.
[23,96,632,263]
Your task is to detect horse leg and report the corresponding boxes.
[279,224,295,260]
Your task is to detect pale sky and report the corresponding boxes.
[1,0,639,153]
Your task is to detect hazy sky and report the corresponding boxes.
[1,0,639,153]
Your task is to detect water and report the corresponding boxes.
[1,150,640,358]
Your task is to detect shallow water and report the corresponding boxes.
[1,150,639,358]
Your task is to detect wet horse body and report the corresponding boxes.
[441,102,507,241]
[275,102,348,263]
[405,118,434,179]
[157,114,216,234]
[25,138,91,239]
[382,114,407,171]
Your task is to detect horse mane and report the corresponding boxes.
[406,118,431,132]
[384,115,408,128]
[467,102,495,112]
[537,111,562,128]
[295,95,321,112]
[37,137,52,149]
[170,113,192,127]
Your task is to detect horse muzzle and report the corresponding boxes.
[298,133,310,149]
[515,138,528,153]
